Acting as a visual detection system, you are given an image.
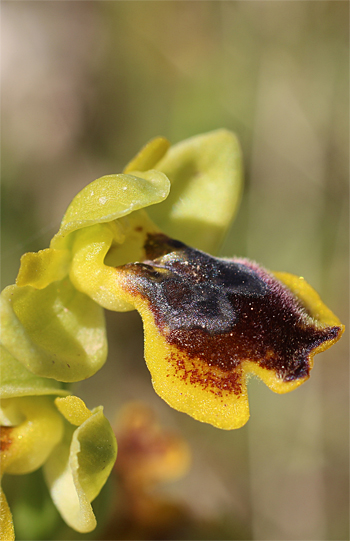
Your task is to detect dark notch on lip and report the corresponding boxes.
[144,233,186,260]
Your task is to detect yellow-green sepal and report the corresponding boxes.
[44,396,118,533]
[51,170,170,249]
[149,129,243,254]
[0,346,69,399]
[0,279,107,382]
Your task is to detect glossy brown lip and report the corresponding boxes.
[120,233,342,385]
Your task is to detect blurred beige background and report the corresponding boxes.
[2,2,349,540]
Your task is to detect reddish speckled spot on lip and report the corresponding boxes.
[168,351,243,396]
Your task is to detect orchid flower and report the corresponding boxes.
[1,129,344,439]
[0,347,117,540]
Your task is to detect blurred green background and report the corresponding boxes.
[2,1,349,540]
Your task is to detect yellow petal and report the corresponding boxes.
[16,248,71,289]
[69,223,135,312]
[69,214,163,311]
[55,396,92,426]
[123,136,170,173]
